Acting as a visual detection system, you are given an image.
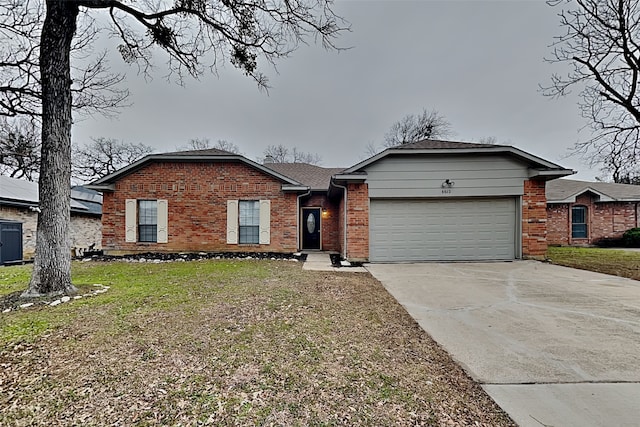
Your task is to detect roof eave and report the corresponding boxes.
[282,185,311,192]
[548,187,616,203]
[331,173,368,183]
[0,198,38,208]
[528,169,576,180]
[342,145,571,173]
[85,183,115,192]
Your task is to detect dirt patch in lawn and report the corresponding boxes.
[0,260,514,426]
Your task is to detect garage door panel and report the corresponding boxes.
[370,198,517,262]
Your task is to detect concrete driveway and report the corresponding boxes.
[366,261,640,427]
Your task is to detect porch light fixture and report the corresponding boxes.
[322,208,328,217]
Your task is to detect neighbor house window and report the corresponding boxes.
[239,200,260,244]
[571,205,588,238]
[138,200,158,242]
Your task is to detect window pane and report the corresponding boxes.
[239,201,259,226]
[139,200,158,225]
[239,225,259,244]
[572,224,587,238]
[571,206,587,238]
[139,225,158,242]
[138,200,157,242]
[239,201,259,243]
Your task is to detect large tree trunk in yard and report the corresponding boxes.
[23,1,79,297]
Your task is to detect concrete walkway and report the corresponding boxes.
[302,253,367,272]
[366,261,640,427]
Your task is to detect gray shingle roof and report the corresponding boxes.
[546,179,640,202]
[0,175,101,214]
[159,148,234,156]
[391,139,503,150]
[264,163,345,190]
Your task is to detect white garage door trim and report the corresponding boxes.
[369,197,518,262]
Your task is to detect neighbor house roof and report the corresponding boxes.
[0,175,100,214]
[546,179,640,203]
[87,148,307,191]
[339,139,575,180]
[264,163,345,191]
[71,186,104,215]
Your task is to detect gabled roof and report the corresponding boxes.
[0,175,99,214]
[264,163,345,191]
[87,148,306,191]
[340,139,574,179]
[546,179,640,203]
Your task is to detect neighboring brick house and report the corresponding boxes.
[89,140,573,262]
[546,179,640,246]
[0,175,102,263]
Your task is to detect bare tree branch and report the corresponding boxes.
[544,0,640,180]
[177,137,242,153]
[260,144,321,164]
[383,108,453,148]
[0,117,40,180]
[72,137,154,183]
[0,0,129,118]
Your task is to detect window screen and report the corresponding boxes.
[239,200,259,244]
[138,200,158,242]
[571,206,587,238]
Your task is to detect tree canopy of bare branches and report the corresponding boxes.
[177,137,241,154]
[260,144,322,164]
[545,0,640,182]
[383,109,453,149]
[0,0,347,297]
[72,137,154,183]
[0,117,40,180]
[0,0,129,118]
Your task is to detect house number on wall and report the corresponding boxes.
[441,189,452,194]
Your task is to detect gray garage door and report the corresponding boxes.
[369,198,517,262]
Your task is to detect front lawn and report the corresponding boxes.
[0,260,513,426]
[547,246,640,280]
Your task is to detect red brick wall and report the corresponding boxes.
[300,193,340,251]
[547,193,639,245]
[547,203,569,245]
[522,179,547,258]
[345,183,369,261]
[102,161,298,254]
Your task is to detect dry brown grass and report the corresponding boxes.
[0,260,514,426]
[547,246,640,280]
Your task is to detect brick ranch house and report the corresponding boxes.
[87,140,573,262]
[547,179,640,246]
[0,175,102,263]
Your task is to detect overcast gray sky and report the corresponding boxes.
[73,0,597,180]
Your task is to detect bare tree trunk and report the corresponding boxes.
[23,0,79,297]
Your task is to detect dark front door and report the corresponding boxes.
[0,222,23,265]
[302,208,321,250]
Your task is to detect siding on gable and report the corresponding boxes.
[363,154,531,198]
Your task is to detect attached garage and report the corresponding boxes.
[369,198,517,262]
[331,140,575,262]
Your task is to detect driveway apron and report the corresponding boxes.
[366,260,640,427]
